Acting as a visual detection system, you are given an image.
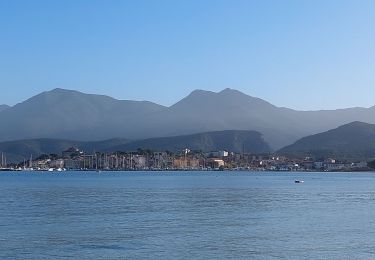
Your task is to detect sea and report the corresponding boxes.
[1,171,375,259]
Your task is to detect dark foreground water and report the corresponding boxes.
[1,171,375,259]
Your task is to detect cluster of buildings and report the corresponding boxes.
[14,148,225,171]
[9,147,371,172]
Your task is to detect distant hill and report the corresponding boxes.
[0,88,375,149]
[278,122,375,160]
[141,89,301,150]
[111,130,271,154]
[138,89,375,149]
[0,130,271,163]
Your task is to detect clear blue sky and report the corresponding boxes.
[0,0,374,110]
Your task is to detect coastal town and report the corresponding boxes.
[0,147,371,172]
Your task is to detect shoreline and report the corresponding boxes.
[1,168,374,173]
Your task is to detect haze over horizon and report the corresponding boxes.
[1,0,375,109]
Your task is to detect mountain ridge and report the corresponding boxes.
[0,88,374,149]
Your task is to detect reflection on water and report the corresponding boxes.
[1,171,375,259]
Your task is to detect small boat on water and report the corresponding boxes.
[295,180,304,184]
[0,168,12,171]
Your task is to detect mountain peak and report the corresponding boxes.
[51,87,69,92]
[185,88,250,100]
[218,88,253,98]
[219,88,241,94]
[189,88,246,95]
[36,88,123,104]
[29,88,88,101]
[189,89,215,96]
[47,88,86,96]
[171,87,275,112]
[46,87,72,93]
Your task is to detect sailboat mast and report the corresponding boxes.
[29,154,33,168]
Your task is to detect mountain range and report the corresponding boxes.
[279,122,375,160]
[0,88,375,150]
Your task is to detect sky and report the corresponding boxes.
[0,0,374,110]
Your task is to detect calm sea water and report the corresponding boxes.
[1,171,375,259]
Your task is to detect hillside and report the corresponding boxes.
[0,138,130,163]
[111,130,271,154]
[0,130,271,163]
[278,122,375,160]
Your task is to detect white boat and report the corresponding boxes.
[295,180,304,183]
